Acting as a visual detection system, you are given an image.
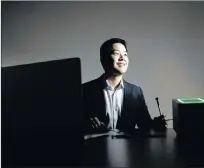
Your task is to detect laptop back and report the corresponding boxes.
[2,57,83,166]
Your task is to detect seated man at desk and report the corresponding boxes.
[83,38,166,134]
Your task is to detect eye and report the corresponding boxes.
[112,51,120,56]
[124,53,128,57]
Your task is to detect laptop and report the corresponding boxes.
[2,57,83,166]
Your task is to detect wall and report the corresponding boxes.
[2,1,204,127]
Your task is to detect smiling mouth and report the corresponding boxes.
[117,63,125,67]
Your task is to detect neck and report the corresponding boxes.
[104,73,123,89]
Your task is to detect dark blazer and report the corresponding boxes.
[82,75,153,133]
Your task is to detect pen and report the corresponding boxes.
[155,97,162,116]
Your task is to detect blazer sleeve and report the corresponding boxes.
[136,87,153,131]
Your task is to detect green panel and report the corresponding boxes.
[177,98,204,104]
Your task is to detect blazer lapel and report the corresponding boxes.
[97,75,108,123]
[117,80,131,127]
[122,80,131,114]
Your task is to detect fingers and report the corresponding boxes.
[90,118,98,128]
[154,115,167,124]
[100,121,105,126]
[94,117,101,127]
[90,117,105,129]
[162,114,167,118]
[94,117,106,126]
[158,114,166,120]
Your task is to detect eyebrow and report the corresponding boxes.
[112,49,128,53]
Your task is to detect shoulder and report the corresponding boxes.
[82,76,103,100]
[82,76,103,92]
[124,80,142,90]
[123,80,144,95]
[83,77,100,87]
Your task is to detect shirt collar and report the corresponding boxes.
[104,77,124,91]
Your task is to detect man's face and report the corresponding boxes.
[109,43,129,75]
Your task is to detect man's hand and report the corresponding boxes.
[90,117,105,128]
[89,117,108,133]
[153,114,167,131]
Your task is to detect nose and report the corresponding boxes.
[119,54,125,60]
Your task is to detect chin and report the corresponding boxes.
[116,70,127,75]
[111,67,127,76]
[118,68,127,74]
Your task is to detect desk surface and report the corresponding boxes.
[3,129,204,168]
[82,129,204,168]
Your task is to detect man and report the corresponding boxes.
[83,38,166,134]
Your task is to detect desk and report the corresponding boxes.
[3,129,204,168]
[82,129,204,168]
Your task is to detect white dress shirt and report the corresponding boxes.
[103,79,124,130]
